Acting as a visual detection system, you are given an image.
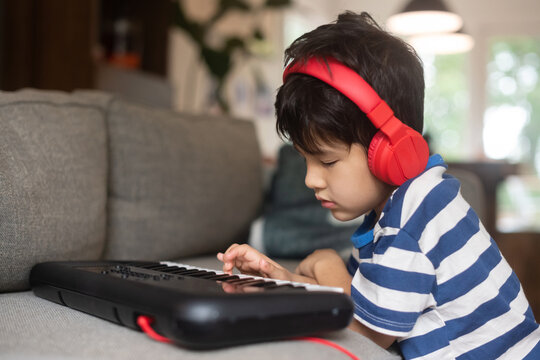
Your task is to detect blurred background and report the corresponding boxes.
[1,0,539,309]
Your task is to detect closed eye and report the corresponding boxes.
[321,160,337,167]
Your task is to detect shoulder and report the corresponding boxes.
[378,155,461,232]
[376,154,483,258]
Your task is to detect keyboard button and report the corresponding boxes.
[253,281,278,288]
[219,275,240,282]
[188,271,215,278]
[183,270,210,277]
[143,264,170,271]
[226,278,260,285]
[196,272,218,279]
[169,268,188,274]
[204,274,230,280]
[232,279,265,287]
[173,269,203,275]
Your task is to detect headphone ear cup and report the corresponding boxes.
[367,131,387,180]
[368,127,429,186]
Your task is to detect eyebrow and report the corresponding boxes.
[293,143,341,158]
[293,143,321,156]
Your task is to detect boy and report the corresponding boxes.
[217,11,540,359]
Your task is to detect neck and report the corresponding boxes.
[374,185,396,220]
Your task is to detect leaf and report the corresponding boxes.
[220,0,251,12]
[264,0,292,8]
[200,46,231,80]
[253,28,265,40]
[225,37,246,53]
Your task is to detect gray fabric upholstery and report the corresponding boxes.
[103,99,263,260]
[0,90,107,292]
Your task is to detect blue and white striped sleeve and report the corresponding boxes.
[350,229,436,337]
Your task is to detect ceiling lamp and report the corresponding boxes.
[408,29,474,54]
[386,0,463,36]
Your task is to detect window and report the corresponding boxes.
[485,36,540,171]
[486,36,540,232]
[422,53,470,160]
[420,36,540,232]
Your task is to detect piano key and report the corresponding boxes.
[159,261,344,293]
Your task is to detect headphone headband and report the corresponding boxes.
[283,58,404,142]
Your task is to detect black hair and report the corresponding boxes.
[275,11,425,154]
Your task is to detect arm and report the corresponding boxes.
[296,249,397,349]
[295,249,351,290]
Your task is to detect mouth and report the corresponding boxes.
[316,196,336,209]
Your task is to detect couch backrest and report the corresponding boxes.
[0,90,108,291]
[0,89,263,292]
[98,93,263,260]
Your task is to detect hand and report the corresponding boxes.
[296,249,351,291]
[217,243,293,280]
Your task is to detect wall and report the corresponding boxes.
[0,0,98,91]
[167,0,286,157]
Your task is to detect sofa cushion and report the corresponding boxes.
[0,89,108,292]
[103,99,263,260]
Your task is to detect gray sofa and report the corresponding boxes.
[0,89,400,359]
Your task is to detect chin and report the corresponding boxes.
[330,211,356,222]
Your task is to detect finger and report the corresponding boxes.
[220,247,242,274]
[221,255,236,274]
[222,262,233,275]
[222,245,244,262]
[222,243,240,257]
[224,243,255,259]
[226,243,240,251]
[259,259,290,280]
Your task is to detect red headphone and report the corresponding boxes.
[282,57,429,186]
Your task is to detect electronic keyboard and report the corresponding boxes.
[30,260,354,349]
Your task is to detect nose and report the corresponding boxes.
[304,164,325,190]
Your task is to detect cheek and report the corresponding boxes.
[335,167,388,206]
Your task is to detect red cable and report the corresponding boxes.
[294,336,360,360]
[138,314,359,359]
[136,315,173,344]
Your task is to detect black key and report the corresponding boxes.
[141,264,169,271]
[275,284,306,290]
[196,272,218,279]
[253,281,278,288]
[178,270,208,277]
[169,267,188,274]
[159,266,184,273]
[237,280,267,287]
[226,278,259,285]
[188,271,215,278]
[208,274,240,281]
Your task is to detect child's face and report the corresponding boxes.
[296,141,395,222]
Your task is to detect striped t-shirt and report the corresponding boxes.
[348,155,540,359]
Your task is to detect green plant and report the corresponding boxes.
[173,0,291,112]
